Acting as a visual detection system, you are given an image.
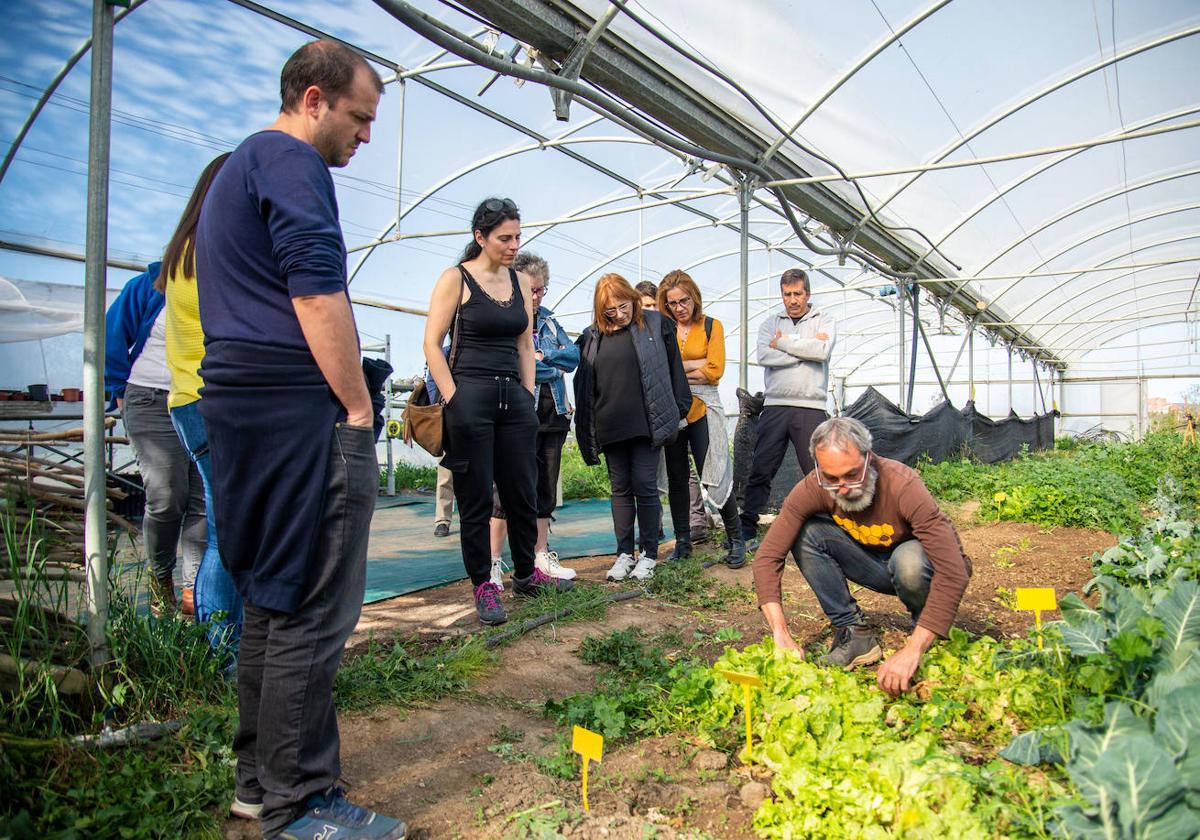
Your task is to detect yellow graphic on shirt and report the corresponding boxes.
[832,514,895,547]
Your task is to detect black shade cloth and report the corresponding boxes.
[733,387,1058,511]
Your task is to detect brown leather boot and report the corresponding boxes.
[181,587,195,618]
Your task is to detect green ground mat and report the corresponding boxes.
[364,496,674,603]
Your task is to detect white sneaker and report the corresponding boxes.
[630,556,657,581]
[606,553,637,581]
[535,550,576,580]
[490,556,505,591]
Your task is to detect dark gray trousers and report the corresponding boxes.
[232,423,377,837]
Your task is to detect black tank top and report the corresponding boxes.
[451,265,527,379]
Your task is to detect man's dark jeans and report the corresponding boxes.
[740,405,825,539]
[233,423,377,837]
[794,516,933,628]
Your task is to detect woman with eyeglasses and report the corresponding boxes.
[487,250,581,585]
[574,273,692,581]
[657,270,745,568]
[424,198,572,626]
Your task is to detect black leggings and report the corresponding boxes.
[443,375,539,586]
[603,437,660,559]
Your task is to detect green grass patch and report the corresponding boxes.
[335,635,495,712]
[379,460,438,492]
[642,555,754,610]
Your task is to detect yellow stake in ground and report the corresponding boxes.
[1015,587,1057,649]
[572,725,603,811]
[718,670,763,762]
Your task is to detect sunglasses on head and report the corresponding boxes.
[483,198,517,214]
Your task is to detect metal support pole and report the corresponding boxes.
[83,0,115,667]
[394,78,406,236]
[1007,345,1014,415]
[968,324,975,404]
[384,334,395,496]
[917,318,949,403]
[738,178,750,391]
[897,288,906,406]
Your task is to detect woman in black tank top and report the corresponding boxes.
[423,198,573,626]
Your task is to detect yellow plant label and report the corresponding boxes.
[573,726,603,811]
[1015,588,1057,612]
[572,726,603,764]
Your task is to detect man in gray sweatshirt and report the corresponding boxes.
[740,268,836,542]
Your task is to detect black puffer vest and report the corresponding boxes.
[573,309,692,465]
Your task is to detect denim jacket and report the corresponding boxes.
[534,305,579,415]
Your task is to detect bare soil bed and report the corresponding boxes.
[224,518,1113,839]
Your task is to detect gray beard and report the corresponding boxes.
[827,465,878,513]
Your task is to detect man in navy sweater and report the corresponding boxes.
[196,40,404,839]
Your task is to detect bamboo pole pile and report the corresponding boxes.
[0,421,137,574]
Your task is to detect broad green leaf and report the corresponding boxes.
[1068,703,1148,766]
[1057,801,1120,840]
[1056,614,1110,656]
[1105,581,1152,635]
[1134,801,1200,840]
[999,730,1043,766]
[1146,655,1200,717]
[1060,592,1096,625]
[1153,579,1200,655]
[1154,684,1200,760]
[1083,734,1186,838]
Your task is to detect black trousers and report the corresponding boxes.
[443,376,539,586]
[603,436,661,559]
[740,405,827,537]
[664,415,740,540]
[664,418,709,538]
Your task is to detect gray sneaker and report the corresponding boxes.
[474,581,507,625]
[825,624,882,669]
[513,567,574,597]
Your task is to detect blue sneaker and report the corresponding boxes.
[278,787,406,839]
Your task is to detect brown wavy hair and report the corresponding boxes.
[592,273,645,335]
[656,269,704,323]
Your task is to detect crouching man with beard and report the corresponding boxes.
[751,417,972,696]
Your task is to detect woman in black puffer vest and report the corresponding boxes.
[574,273,691,582]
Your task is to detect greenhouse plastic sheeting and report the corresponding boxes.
[733,387,1056,511]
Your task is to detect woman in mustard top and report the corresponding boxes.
[657,270,745,568]
[162,152,243,660]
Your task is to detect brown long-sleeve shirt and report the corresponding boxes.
[751,455,972,637]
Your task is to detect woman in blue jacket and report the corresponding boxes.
[105,263,206,616]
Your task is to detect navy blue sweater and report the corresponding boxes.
[196,131,354,614]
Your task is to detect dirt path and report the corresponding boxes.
[224,520,1113,839]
